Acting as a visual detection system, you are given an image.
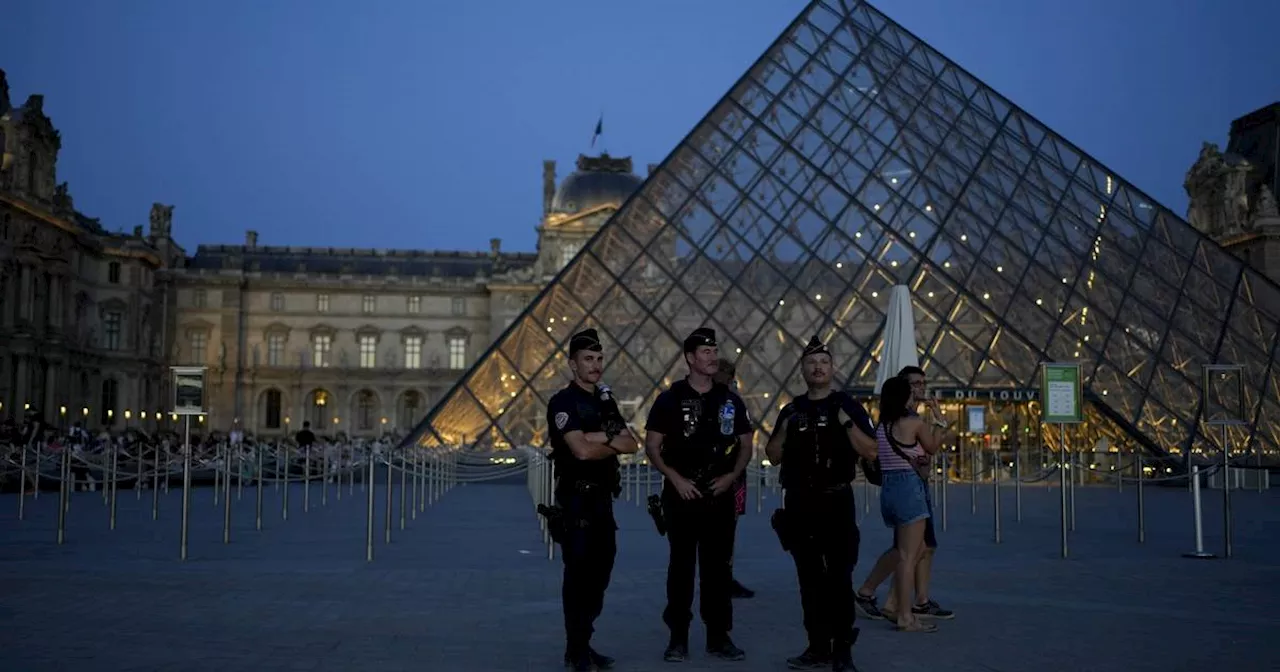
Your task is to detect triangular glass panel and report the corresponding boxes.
[403,0,1280,465]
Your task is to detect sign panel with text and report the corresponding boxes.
[966,405,986,433]
[171,366,207,416]
[1040,363,1083,424]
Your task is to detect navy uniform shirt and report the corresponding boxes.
[774,390,873,437]
[774,390,873,489]
[645,379,753,481]
[546,382,620,487]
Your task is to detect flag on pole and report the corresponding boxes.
[590,115,603,148]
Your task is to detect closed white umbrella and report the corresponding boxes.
[874,284,920,394]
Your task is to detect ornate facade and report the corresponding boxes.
[0,67,649,437]
[0,70,181,430]
[1185,102,1280,287]
[172,153,645,437]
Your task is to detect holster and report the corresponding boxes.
[536,503,568,545]
[646,494,668,536]
[770,507,799,552]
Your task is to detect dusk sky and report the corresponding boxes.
[3,0,1277,255]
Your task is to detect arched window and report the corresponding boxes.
[263,389,282,429]
[310,389,331,429]
[398,390,422,430]
[356,390,378,431]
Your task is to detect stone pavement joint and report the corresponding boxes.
[1,479,1278,671]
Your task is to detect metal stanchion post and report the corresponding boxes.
[1136,452,1145,544]
[940,451,948,532]
[152,449,162,521]
[1068,444,1076,532]
[993,451,1001,544]
[304,448,311,513]
[255,443,264,531]
[136,444,144,500]
[384,452,393,544]
[365,450,375,562]
[1059,424,1068,559]
[1258,449,1265,493]
[213,443,221,508]
[236,447,244,501]
[109,443,120,530]
[399,452,407,530]
[322,450,329,507]
[1183,465,1215,559]
[180,416,192,561]
[431,455,439,505]
[282,444,290,521]
[1014,444,1022,523]
[223,457,232,544]
[57,448,69,544]
[411,451,419,519]
[970,437,978,515]
[418,451,426,512]
[18,445,27,520]
[1221,424,1232,559]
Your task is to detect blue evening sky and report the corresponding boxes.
[3,0,1277,255]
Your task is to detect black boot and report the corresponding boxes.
[831,628,860,671]
[706,634,746,661]
[563,649,594,672]
[664,633,689,663]
[786,645,830,670]
[831,652,858,672]
[588,648,615,670]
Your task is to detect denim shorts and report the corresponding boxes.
[879,469,932,528]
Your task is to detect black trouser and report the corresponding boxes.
[557,486,617,655]
[662,485,736,640]
[785,485,860,655]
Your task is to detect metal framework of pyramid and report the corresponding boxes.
[406,0,1280,463]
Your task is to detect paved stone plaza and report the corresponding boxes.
[1,475,1278,671]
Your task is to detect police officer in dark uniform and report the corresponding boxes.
[545,328,640,671]
[645,327,754,663]
[764,336,878,671]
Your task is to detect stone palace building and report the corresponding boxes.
[2,64,1274,439]
[0,68,650,437]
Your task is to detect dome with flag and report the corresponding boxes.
[550,153,643,215]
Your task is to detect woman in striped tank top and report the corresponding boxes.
[876,376,945,632]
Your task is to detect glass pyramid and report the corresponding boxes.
[407,0,1280,464]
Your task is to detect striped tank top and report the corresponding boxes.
[876,422,923,472]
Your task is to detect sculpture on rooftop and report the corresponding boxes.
[1185,142,1258,236]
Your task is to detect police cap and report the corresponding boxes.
[801,334,831,359]
[683,327,717,353]
[569,328,603,356]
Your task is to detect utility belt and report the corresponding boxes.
[557,478,621,498]
[782,480,853,495]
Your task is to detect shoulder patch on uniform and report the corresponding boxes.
[554,412,569,430]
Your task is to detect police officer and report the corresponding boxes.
[764,336,878,671]
[645,327,754,663]
[546,328,640,671]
